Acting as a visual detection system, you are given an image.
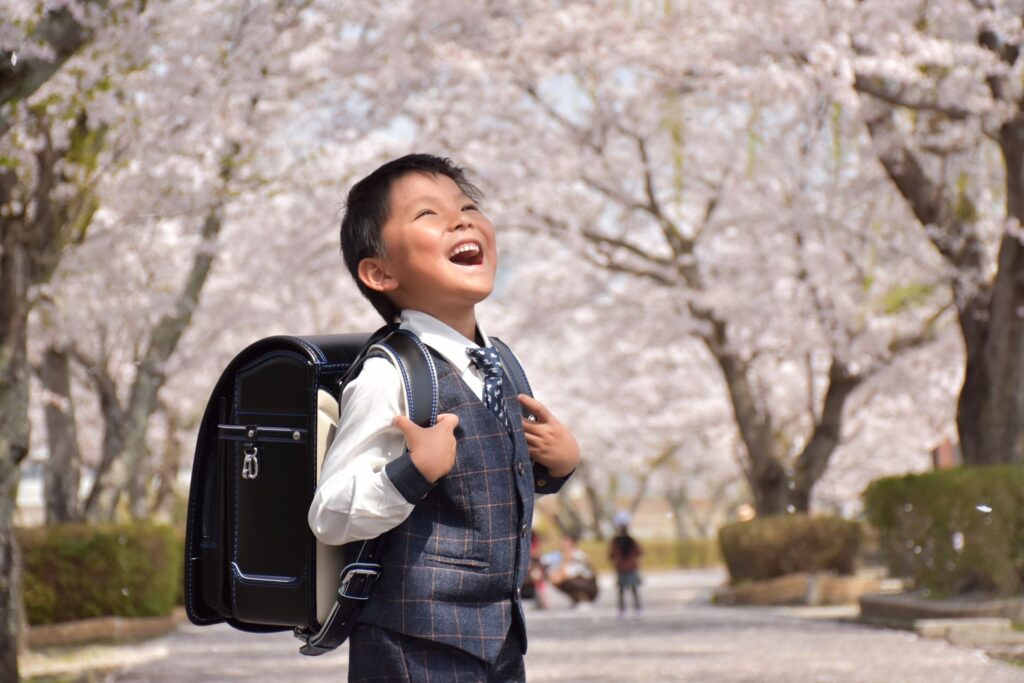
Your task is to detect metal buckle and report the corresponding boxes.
[241,443,259,480]
[337,562,381,601]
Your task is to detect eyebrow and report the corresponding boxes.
[403,193,476,215]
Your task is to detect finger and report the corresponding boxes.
[517,394,552,422]
[435,412,460,432]
[391,414,419,439]
[393,413,417,430]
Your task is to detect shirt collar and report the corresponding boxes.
[399,309,491,374]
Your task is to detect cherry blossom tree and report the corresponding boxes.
[0,1,153,673]
[392,1,959,516]
[830,0,1024,466]
[27,0,449,524]
[5,0,419,672]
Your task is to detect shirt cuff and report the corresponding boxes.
[533,462,573,494]
[385,450,436,503]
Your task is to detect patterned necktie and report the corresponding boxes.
[466,346,509,429]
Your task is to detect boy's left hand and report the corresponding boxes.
[517,394,580,479]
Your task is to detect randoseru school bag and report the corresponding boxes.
[183,325,531,655]
[183,325,439,655]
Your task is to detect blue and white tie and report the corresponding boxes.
[466,346,509,429]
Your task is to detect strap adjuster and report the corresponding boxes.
[338,562,381,601]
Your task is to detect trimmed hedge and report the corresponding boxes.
[18,522,183,626]
[718,514,862,583]
[863,464,1024,597]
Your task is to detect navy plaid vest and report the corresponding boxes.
[358,348,535,663]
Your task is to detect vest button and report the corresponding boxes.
[517,461,525,476]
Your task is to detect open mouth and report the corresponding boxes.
[448,241,484,266]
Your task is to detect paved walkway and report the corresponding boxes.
[53,569,1024,682]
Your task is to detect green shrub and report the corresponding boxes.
[863,464,1024,597]
[18,522,183,626]
[574,537,720,573]
[718,514,862,583]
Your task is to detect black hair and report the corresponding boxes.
[339,153,483,323]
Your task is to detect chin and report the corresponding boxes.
[468,288,494,304]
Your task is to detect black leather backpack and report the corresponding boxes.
[183,326,438,655]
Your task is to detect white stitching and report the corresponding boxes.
[372,342,416,422]
[396,330,439,426]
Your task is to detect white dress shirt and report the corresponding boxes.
[308,310,495,546]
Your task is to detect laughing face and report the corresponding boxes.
[358,171,498,333]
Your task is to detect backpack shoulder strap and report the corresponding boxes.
[490,337,534,422]
[367,329,438,427]
[337,325,438,428]
[298,327,437,656]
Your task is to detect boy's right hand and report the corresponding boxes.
[393,413,460,483]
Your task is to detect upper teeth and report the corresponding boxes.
[451,243,480,257]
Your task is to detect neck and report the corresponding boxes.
[410,306,478,343]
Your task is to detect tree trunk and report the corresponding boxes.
[791,360,862,510]
[863,107,1024,466]
[150,406,183,520]
[97,197,227,520]
[581,473,609,541]
[39,345,83,524]
[0,4,128,673]
[552,487,586,540]
[698,308,860,515]
[697,310,790,515]
[80,354,127,520]
[0,515,19,682]
[0,168,32,682]
[956,118,1024,464]
[91,143,236,520]
[666,489,692,542]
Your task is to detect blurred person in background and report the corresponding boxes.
[609,510,643,618]
[521,530,550,609]
[547,534,598,607]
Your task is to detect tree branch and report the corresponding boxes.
[0,6,94,107]
[853,73,974,120]
[580,229,674,268]
[580,246,677,287]
[793,359,862,500]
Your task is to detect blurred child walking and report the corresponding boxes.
[609,511,643,618]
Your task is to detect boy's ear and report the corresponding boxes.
[357,256,398,293]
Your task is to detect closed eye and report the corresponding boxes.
[462,204,479,212]
[414,209,436,219]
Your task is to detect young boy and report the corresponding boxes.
[308,154,580,682]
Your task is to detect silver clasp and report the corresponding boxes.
[337,563,381,601]
[241,443,259,480]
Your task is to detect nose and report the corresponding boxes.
[450,211,473,231]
